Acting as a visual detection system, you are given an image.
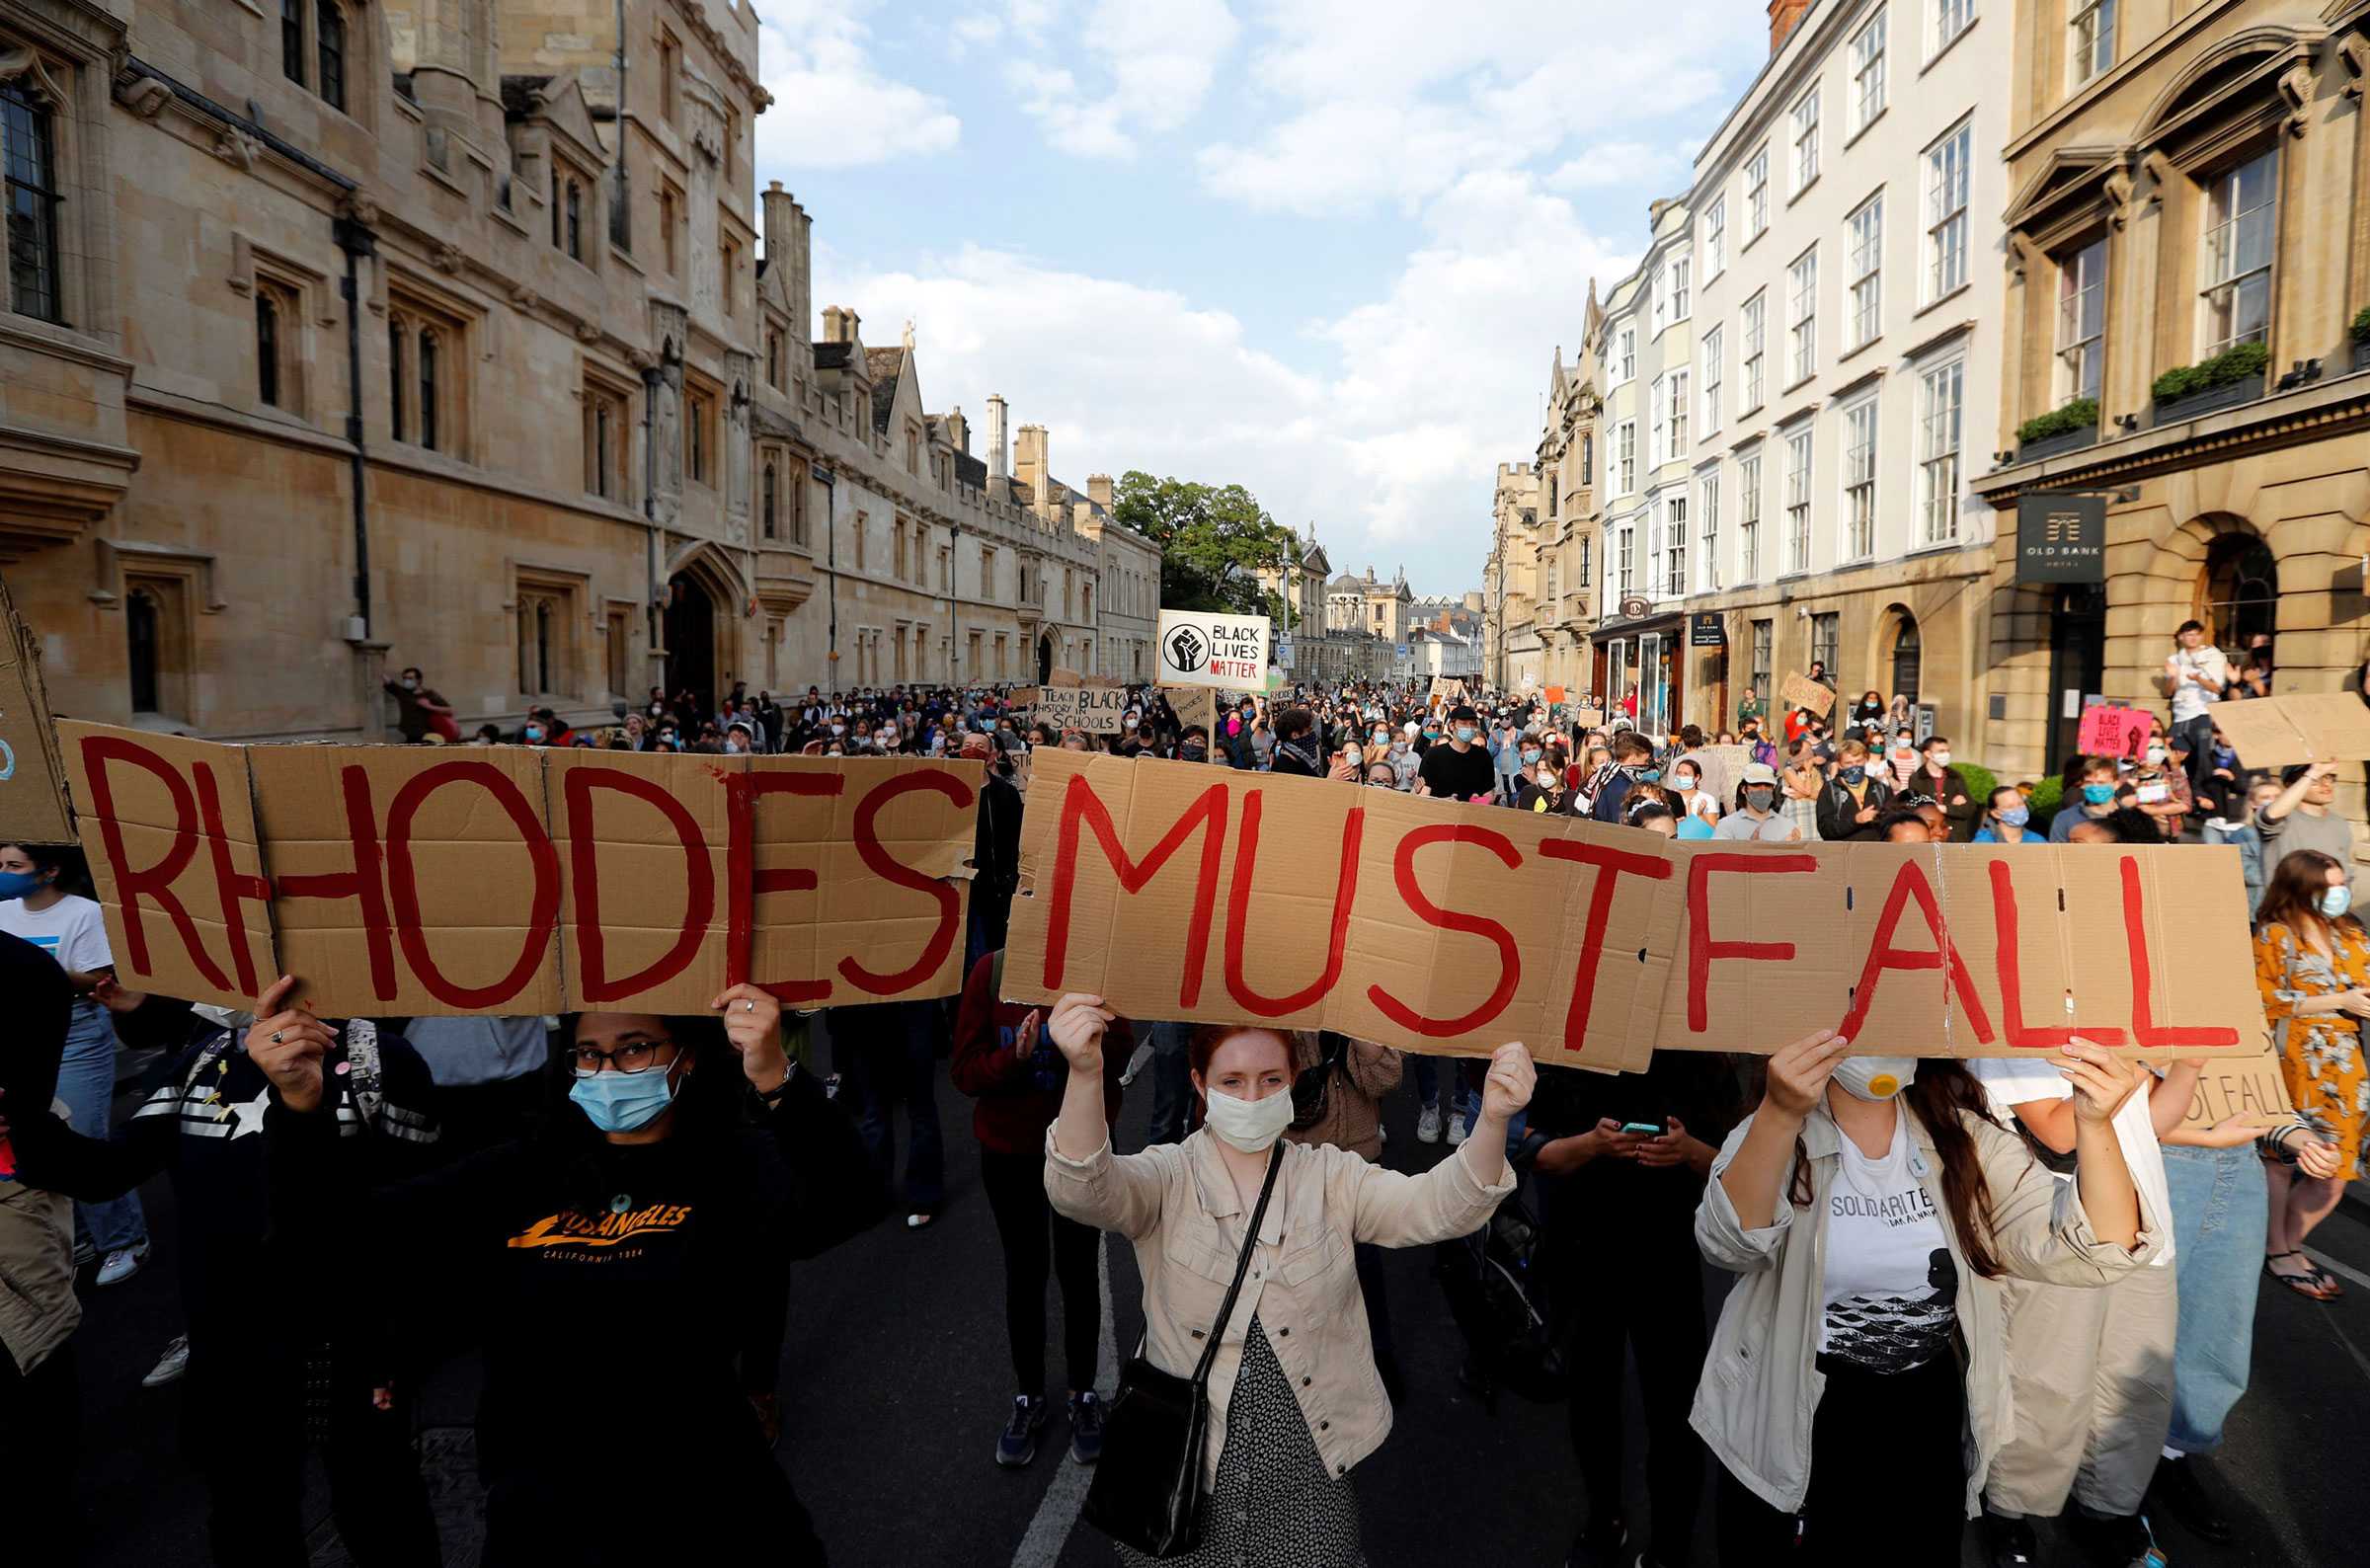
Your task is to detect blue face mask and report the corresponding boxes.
[0,870,41,901]
[1842,765,1865,785]
[2322,886,2353,919]
[1640,768,1661,783]
[2082,782,2116,806]
[568,1062,680,1134]
[1996,805,2029,828]
[1454,726,1478,744]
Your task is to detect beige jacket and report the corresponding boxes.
[1046,1126,1513,1487]
[1691,1102,2164,1518]
[0,1100,82,1376]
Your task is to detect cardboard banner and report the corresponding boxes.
[59,721,979,1016]
[1575,706,1606,730]
[2209,693,2370,769]
[2077,702,2156,758]
[1155,609,1271,691]
[2178,1055,2293,1133]
[0,574,74,843]
[1000,749,2267,1064]
[1038,684,1128,734]
[1779,671,1835,718]
[1163,685,1218,746]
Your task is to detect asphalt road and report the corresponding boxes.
[59,1056,2370,1568]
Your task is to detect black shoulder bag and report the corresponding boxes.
[1081,1140,1285,1558]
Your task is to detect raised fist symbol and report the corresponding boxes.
[1164,626,1206,673]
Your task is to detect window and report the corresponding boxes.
[1790,90,1820,194]
[1703,197,1726,279]
[1698,471,1721,592]
[658,32,680,123]
[607,162,630,251]
[1784,428,1813,574]
[1663,496,1688,598]
[658,186,678,275]
[765,330,782,389]
[1617,526,1635,594]
[1918,359,1963,544]
[2199,147,2276,355]
[1578,534,1592,588]
[387,319,404,440]
[685,386,713,485]
[1649,375,1666,465]
[1843,398,1877,559]
[1667,369,1690,454]
[1751,619,1774,713]
[256,293,282,408]
[514,574,582,698]
[1934,0,1974,52]
[1614,327,1635,383]
[1701,326,1723,435]
[564,180,583,261]
[1851,9,1887,131]
[1739,450,1763,580]
[2056,236,2107,400]
[1741,291,1766,410]
[418,330,440,449]
[1,78,63,324]
[720,237,737,317]
[893,517,908,581]
[1745,146,1770,238]
[584,375,629,500]
[761,460,778,538]
[125,576,193,721]
[1847,195,1883,350]
[1616,421,1636,495]
[2068,0,2114,87]
[1787,247,1818,385]
[606,607,632,696]
[281,0,305,83]
[1924,122,1970,301]
[1810,611,1839,676]
[315,0,346,113]
[1580,431,1593,486]
[854,511,868,571]
[1671,254,1691,323]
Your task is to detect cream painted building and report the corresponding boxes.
[0,0,1153,742]
[1481,460,1540,691]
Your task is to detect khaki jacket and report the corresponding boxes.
[1691,1102,2163,1517]
[0,1100,82,1376]
[1046,1127,1513,1487]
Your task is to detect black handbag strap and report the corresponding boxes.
[1188,1142,1286,1387]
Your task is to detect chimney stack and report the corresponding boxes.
[821,305,851,344]
[1087,473,1113,510]
[945,406,971,455]
[1767,0,1812,52]
[986,393,1009,501]
[760,182,793,269]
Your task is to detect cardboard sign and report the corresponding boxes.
[1544,685,1567,704]
[1000,749,2266,1064]
[1048,666,1084,689]
[1430,676,1469,707]
[59,722,979,1015]
[2077,703,2156,758]
[1575,707,1606,730]
[0,574,74,843]
[1156,609,1271,691]
[1037,683,1129,734]
[2208,693,2370,769]
[1694,745,1756,808]
[1163,685,1219,746]
[1779,672,1835,718]
[2178,1055,2293,1133]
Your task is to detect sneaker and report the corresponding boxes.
[95,1242,150,1288]
[1447,1112,1468,1147]
[1980,1510,2039,1568]
[1561,1517,1626,1568]
[142,1335,191,1387]
[2062,1509,2162,1568]
[906,1206,937,1230]
[2149,1452,2232,1543]
[1067,1390,1105,1464]
[1416,1105,1443,1144]
[995,1394,1050,1468]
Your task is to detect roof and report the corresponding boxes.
[812,342,852,370]
[953,450,988,488]
[866,348,905,433]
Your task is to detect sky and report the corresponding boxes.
[751,0,1770,597]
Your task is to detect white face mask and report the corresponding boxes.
[1832,1055,1918,1101]
[1931,751,1951,768]
[1201,1085,1296,1153]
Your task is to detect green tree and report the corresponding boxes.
[1111,470,1300,618]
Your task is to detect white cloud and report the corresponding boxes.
[1008,0,1240,159]
[1546,139,1695,191]
[756,0,962,170]
[811,169,1631,592]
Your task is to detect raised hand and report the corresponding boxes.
[1478,1042,1536,1122]
[2060,1039,2145,1124]
[1046,993,1115,1075]
[711,982,789,1092]
[246,975,337,1113]
[1765,1030,1850,1119]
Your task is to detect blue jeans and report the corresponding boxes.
[55,1005,146,1254]
[1411,1056,1473,1117]
[1147,1021,1193,1145]
[2163,1142,2266,1454]
[830,999,945,1210]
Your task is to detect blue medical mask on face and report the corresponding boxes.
[1842,765,1865,785]
[523,726,545,744]
[568,1060,680,1134]
[2083,782,2115,806]
[1640,767,1661,783]
[1996,805,2029,828]
[1454,726,1478,744]
[0,870,41,901]
[1521,748,1541,765]
[2322,886,2353,919]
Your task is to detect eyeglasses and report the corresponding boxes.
[567,1038,679,1077]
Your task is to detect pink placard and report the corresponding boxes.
[2077,703,2156,758]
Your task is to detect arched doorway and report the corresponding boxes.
[1880,606,1921,706]
[665,573,717,713]
[2194,531,2277,654]
[1037,631,1056,684]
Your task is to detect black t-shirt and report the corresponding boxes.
[1528,1055,1743,1233]
[1417,741,1495,802]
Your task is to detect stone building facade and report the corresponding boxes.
[1481,460,1541,691]
[1971,0,2370,804]
[0,0,1153,742]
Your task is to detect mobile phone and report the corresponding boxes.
[1620,1121,1665,1137]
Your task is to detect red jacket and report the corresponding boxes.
[950,952,1131,1154]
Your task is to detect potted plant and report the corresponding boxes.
[2150,341,2270,424]
[2352,305,2370,371]
[2014,397,2099,461]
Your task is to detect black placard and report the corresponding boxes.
[1689,611,1726,648]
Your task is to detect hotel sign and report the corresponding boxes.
[2015,494,2106,584]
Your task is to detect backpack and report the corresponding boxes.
[1432,1192,1566,1412]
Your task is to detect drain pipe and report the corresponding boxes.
[334,217,375,640]
[641,365,663,688]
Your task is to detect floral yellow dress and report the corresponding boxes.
[2254,921,2370,1180]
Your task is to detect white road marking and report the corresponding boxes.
[2306,1245,2370,1294]
[1010,1230,1120,1568]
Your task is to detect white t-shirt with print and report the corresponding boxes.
[0,894,112,1022]
[1819,1112,1958,1372]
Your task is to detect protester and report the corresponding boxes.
[0,843,149,1285]
[1711,763,1799,841]
[2252,849,2370,1297]
[1042,997,1533,1562]
[1287,1033,1407,1399]
[2203,777,2283,915]
[1912,736,1980,842]
[2256,760,2352,866]
[381,664,458,743]
[2128,735,2195,840]
[952,951,1132,1468]
[1779,740,1825,842]
[245,979,879,1564]
[2050,755,2123,841]
[1666,755,1721,828]
[1696,1030,2156,1561]
[2163,619,2229,798]
[1970,786,2041,845]
[1814,740,1892,842]
[1591,730,1658,824]
[1417,704,1497,803]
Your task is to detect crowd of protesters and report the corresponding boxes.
[1,608,2361,1568]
